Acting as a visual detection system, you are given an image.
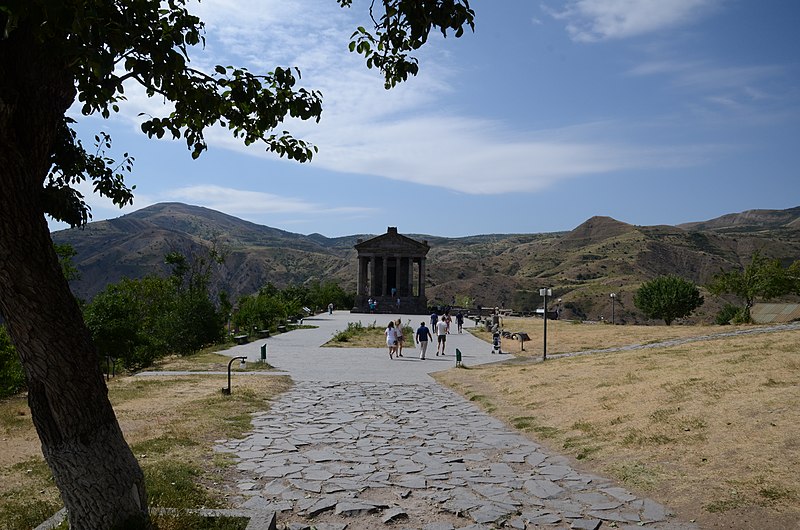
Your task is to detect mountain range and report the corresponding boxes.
[52,203,800,323]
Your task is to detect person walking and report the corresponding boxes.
[394,318,405,357]
[436,317,448,355]
[385,321,397,359]
[327,302,334,315]
[430,310,438,329]
[456,310,464,333]
[415,321,433,360]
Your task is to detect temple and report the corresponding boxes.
[352,227,429,314]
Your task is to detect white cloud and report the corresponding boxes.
[162,185,374,217]
[546,0,722,42]
[629,60,784,90]
[70,0,718,205]
[307,115,704,194]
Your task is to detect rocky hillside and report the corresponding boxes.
[52,203,800,323]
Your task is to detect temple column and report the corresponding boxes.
[419,257,426,298]
[382,256,388,296]
[395,255,400,296]
[406,257,413,297]
[356,257,364,296]
[369,256,376,296]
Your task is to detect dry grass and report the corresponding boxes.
[436,326,800,529]
[0,373,291,530]
[474,317,759,357]
[143,351,274,372]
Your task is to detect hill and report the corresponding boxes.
[678,206,800,233]
[52,203,800,323]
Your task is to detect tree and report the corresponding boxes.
[54,242,81,282]
[707,252,797,322]
[0,1,474,527]
[634,275,704,325]
[84,277,175,370]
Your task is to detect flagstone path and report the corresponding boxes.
[214,312,700,529]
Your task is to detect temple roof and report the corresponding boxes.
[354,227,430,255]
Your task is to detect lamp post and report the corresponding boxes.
[610,293,616,325]
[222,356,247,395]
[539,288,552,361]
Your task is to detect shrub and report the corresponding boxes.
[715,304,741,325]
[634,275,704,325]
[332,321,365,342]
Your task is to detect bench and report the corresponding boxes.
[233,334,248,345]
[277,325,287,333]
[257,329,270,338]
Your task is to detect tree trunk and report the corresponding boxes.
[0,22,149,530]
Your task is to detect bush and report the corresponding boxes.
[715,304,741,325]
[634,275,704,325]
[0,325,25,398]
[332,321,365,342]
[84,275,225,370]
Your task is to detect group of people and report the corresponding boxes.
[384,309,465,360]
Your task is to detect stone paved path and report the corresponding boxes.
[208,312,799,530]
[214,313,702,529]
[201,315,800,529]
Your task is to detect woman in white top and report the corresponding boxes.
[385,321,398,359]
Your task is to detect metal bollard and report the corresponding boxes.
[455,348,462,367]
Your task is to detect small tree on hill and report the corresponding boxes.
[707,252,799,323]
[634,275,704,325]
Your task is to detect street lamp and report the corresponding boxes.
[222,356,247,395]
[539,288,552,361]
[610,293,616,325]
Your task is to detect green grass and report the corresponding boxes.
[144,461,220,510]
[606,460,660,491]
[151,513,248,530]
[131,434,199,456]
[10,457,52,480]
[759,485,796,505]
[1,458,57,530]
[705,496,745,513]
[0,403,30,433]
[109,379,184,405]
[0,497,61,530]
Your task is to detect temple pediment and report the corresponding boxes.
[354,227,430,255]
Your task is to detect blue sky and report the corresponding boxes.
[60,0,800,237]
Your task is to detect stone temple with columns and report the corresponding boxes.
[352,227,429,314]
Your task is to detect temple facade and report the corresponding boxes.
[352,227,429,314]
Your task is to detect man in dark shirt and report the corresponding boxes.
[415,322,433,360]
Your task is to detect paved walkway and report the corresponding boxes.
[215,312,697,529]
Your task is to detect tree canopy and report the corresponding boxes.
[634,275,704,326]
[707,251,800,322]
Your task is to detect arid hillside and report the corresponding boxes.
[52,203,800,322]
